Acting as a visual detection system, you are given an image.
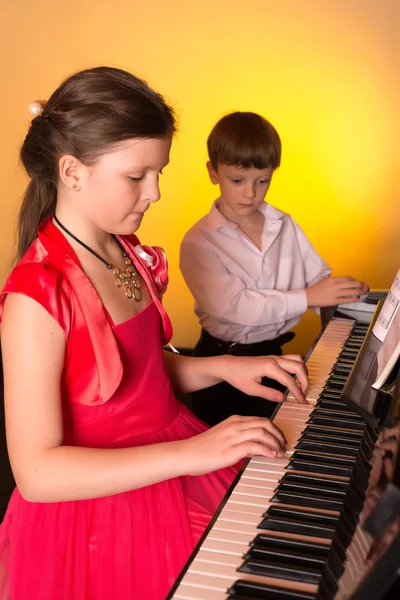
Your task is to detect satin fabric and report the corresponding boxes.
[0,218,172,407]
[0,223,240,598]
[0,300,239,599]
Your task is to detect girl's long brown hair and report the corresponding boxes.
[18,66,176,258]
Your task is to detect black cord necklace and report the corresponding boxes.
[53,215,141,301]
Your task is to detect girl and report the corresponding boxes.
[0,67,307,600]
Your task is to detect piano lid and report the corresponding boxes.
[342,301,400,430]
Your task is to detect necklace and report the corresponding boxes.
[53,215,141,301]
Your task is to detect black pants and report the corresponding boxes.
[192,329,295,427]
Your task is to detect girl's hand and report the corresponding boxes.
[220,354,309,404]
[182,415,287,476]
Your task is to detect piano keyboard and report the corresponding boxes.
[169,317,375,600]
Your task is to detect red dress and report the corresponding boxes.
[0,221,240,600]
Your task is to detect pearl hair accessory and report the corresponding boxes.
[28,101,44,117]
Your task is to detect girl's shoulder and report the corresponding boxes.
[0,237,71,334]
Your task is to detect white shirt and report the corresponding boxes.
[180,201,331,344]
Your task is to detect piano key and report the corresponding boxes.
[238,556,324,586]
[184,557,319,594]
[167,315,376,600]
[175,585,228,600]
[250,534,344,580]
[228,579,316,599]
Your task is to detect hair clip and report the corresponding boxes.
[28,101,45,117]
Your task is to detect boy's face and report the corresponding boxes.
[207,162,273,219]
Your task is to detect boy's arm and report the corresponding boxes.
[180,238,307,328]
[294,221,367,313]
[293,221,332,287]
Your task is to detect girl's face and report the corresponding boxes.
[72,136,172,235]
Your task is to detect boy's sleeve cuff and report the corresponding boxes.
[285,289,308,320]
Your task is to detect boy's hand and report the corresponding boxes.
[306,276,369,308]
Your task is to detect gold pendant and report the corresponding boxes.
[111,257,141,301]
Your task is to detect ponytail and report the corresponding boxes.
[17,179,56,258]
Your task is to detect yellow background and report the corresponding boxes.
[1,0,399,355]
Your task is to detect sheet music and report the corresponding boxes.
[372,304,400,389]
[372,269,400,342]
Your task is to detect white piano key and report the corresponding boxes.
[227,492,271,508]
[234,483,276,498]
[184,561,319,594]
[239,474,280,487]
[174,585,228,600]
[170,317,364,599]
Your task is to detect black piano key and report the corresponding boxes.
[278,473,349,493]
[244,545,326,572]
[261,506,340,527]
[250,532,332,556]
[271,494,357,540]
[327,374,349,383]
[286,455,355,478]
[310,408,365,422]
[317,399,356,412]
[250,533,344,579]
[257,512,337,539]
[287,449,370,485]
[258,506,352,549]
[334,357,354,366]
[339,350,359,359]
[296,438,359,456]
[299,428,363,446]
[334,360,353,369]
[241,548,339,599]
[322,381,345,392]
[228,580,316,600]
[307,414,366,431]
[303,426,374,462]
[303,424,365,442]
[332,366,352,377]
[317,391,343,400]
[297,430,372,465]
[289,449,357,467]
[271,489,345,512]
[343,345,363,353]
[238,557,323,585]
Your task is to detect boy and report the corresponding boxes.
[180,112,367,426]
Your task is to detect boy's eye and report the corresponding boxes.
[259,180,270,185]
[231,179,243,184]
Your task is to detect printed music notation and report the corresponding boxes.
[373,270,400,343]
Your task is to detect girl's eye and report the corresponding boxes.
[129,176,143,182]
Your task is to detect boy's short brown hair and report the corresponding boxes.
[207,112,281,171]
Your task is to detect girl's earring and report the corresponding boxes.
[72,184,77,189]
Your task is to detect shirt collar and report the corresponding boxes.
[206,200,285,231]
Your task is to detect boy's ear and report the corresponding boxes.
[206,161,219,185]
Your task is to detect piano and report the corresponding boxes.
[167,292,400,600]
